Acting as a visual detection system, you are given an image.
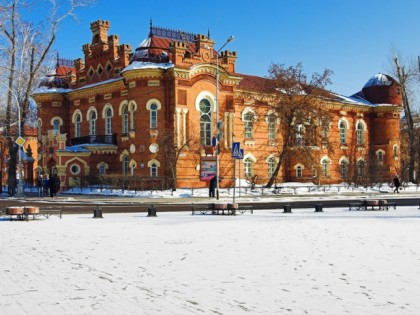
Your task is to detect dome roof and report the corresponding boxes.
[363,73,399,88]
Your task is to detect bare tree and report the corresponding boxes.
[391,57,417,183]
[158,129,200,191]
[0,0,93,195]
[262,63,333,188]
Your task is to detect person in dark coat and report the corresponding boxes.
[49,173,56,197]
[393,175,400,193]
[209,176,217,198]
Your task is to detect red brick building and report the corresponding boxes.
[32,20,402,190]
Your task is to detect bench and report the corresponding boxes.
[38,209,62,219]
[1,207,62,220]
[349,200,396,211]
[192,204,253,215]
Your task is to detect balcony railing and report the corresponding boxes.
[70,134,117,146]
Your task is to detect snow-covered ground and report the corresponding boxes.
[1,206,420,314]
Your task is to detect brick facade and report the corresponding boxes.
[32,20,402,190]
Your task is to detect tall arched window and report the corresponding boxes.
[377,151,384,165]
[321,158,329,177]
[89,111,97,136]
[150,103,158,128]
[105,108,112,135]
[244,157,253,177]
[267,113,277,140]
[244,112,254,138]
[339,120,347,144]
[150,163,158,177]
[340,160,348,178]
[199,99,212,145]
[267,157,276,178]
[75,113,81,137]
[122,155,129,175]
[356,122,364,145]
[393,145,398,159]
[357,160,365,176]
[53,118,60,135]
[122,105,129,134]
[296,166,302,178]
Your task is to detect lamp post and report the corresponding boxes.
[0,82,24,197]
[215,35,234,200]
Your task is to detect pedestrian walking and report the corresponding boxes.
[43,174,49,197]
[393,175,400,193]
[36,174,43,197]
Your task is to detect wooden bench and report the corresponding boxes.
[38,209,62,219]
[192,204,253,215]
[1,207,62,220]
[349,200,396,211]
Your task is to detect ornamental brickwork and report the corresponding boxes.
[32,20,402,190]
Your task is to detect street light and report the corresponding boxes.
[0,82,24,197]
[215,35,234,200]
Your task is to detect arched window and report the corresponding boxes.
[321,158,329,177]
[98,164,106,176]
[199,99,212,145]
[53,118,60,135]
[267,157,276,178]
[122,104,129,134]
[244,157,253,177]
[377,150,384,165]
[244,111,254,138]
[130,102,136,130]
[122,155,129,175]
[393,145,398,159]
[89,111,97,136]
[339,120,347,144]
[340,160,348,178]
[296,165,302,178]
[357,160,365,176]
[295,123,304,147]
[267,113,277,140]
[150,103,158,128]
[150,163,158,177]
[105,107,112,135]
[75,113,81,138]
[356,122,364,145]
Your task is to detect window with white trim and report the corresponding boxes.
[53,118,60,135]
[296,165,302,178]
[122,104,129,134]
[199,99,212,145]
[244,112,254,138]
[150,163,158,177]
[268,157,276,178]
[75,113,81,137]
[340,160,348,178]
[321,159,329,177]
[356,122,364,145]
[89,111,97,136]
[105,107,112,135]
[267,113,277,140]
[244,157,253,177]
[339,120,347,144]
[150,103,158,128]
[122,155,129,175]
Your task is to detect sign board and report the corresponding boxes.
[200,158,216,181]
[232,142,241,158]
[15,136,26,147]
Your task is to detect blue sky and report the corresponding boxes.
[52,0,420,96]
